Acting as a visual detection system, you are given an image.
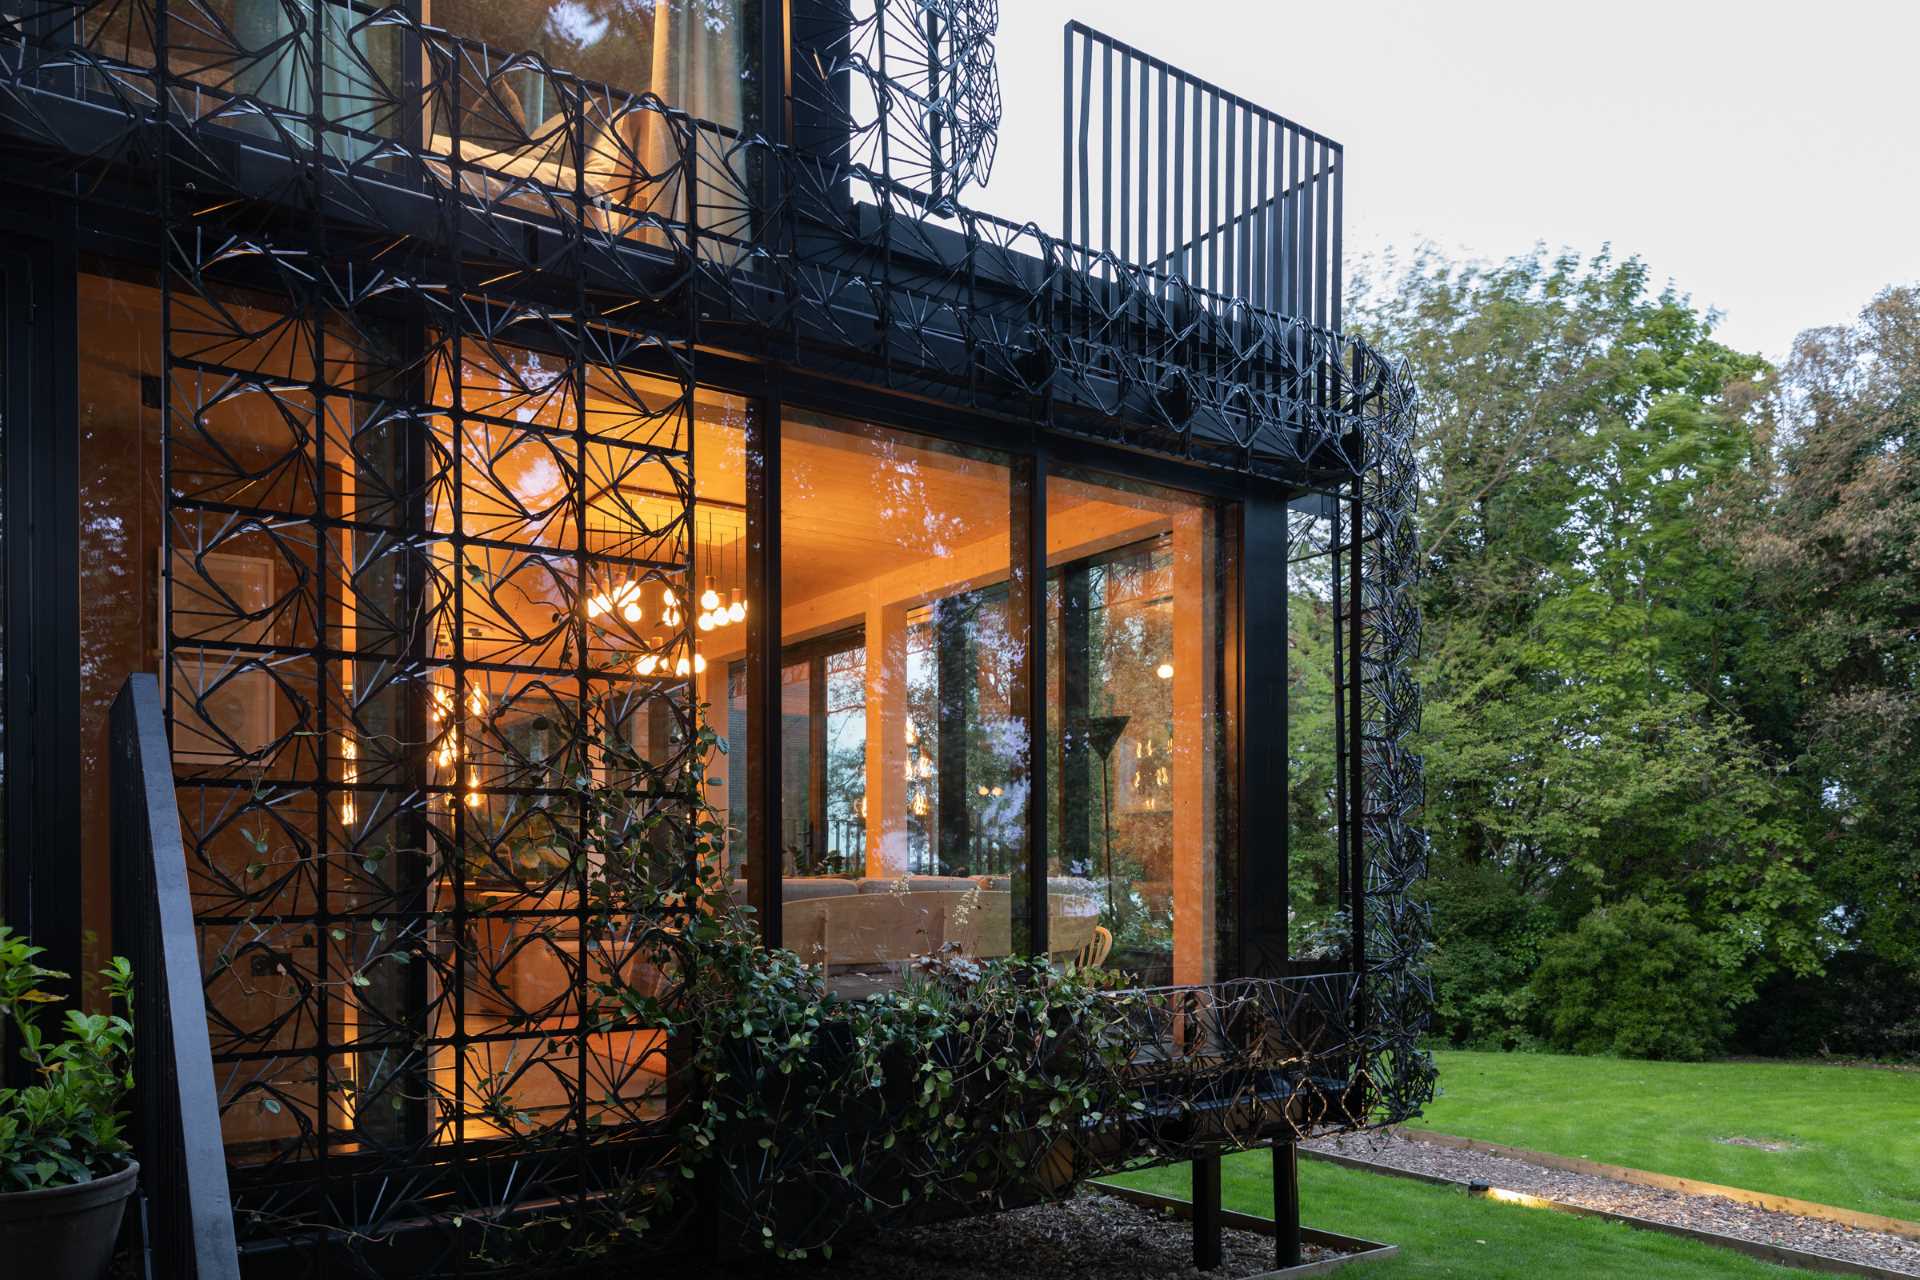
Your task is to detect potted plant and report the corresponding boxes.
[0,927,137,1280]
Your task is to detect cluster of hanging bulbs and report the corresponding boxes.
[694,510,748,636]
[695,575,748,632]
[634,640,707,679]
[585,580,674,628]
[585,579,645,624]
[426,683,487,808]
[583,510,746,680]
[1131,734,1169,809]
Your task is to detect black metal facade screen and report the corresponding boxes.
[164,236,707,1230]
[0,0,1430,1263]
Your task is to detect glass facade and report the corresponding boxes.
[71,269,755,1156]
[76,269,166,982]
[60,267,1244,1158]
[75,0,759,247]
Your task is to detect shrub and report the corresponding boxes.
[1422,865,1551,1050]
[0,927,135,1189]
[1734,950,1920,1061]
[1528,898,1736,1060]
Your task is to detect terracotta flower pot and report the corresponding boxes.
[0,1160,139,1280]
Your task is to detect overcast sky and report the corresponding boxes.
[976,0,1919,362]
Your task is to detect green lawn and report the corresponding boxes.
[1421,1050,1920,1221]
[1109,1155,1797,1278]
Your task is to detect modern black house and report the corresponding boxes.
[0,0,1428,1274]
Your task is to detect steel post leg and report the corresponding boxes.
[1193,1154,1223,1270]
[1275,1141,1303,1268]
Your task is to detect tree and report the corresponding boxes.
[1739,286,1920,972]
[1349,249,1829,1043]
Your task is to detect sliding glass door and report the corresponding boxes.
[1045,468,1235,989]
[772,409,1030,995]
[758,408,1239,995]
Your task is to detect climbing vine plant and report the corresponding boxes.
[456,720,1152,1268]
[213,706,1377,1273]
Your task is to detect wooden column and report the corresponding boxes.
[1171,506,1218,985]
[864,593,911,878]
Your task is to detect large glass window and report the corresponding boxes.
[104,0,755,133]
[1286,498,1345,964]
[82,0,757,249]
[428,0,758,133]
[76,269,166,985]
[422,344,751,1143]
[1045,469,1235,988]
[775,410,1031,996]
[74,265,754,1159]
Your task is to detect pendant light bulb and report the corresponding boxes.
[700,576,720,612]
[727,587,746,624]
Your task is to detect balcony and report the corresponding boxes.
[0,0,1410,477]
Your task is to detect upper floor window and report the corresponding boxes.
[429,0,759,134]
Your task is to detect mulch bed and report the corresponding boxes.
[1308,1129,1920,1276]
[709,1188,1334,1278]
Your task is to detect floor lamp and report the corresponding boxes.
[1086,715,1131,923]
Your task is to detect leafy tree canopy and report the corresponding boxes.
[1336,251,1919,1056]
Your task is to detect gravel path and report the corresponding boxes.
[1307,1129,1920,1276]
[709,1189,1334,1279]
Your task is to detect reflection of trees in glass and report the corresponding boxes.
[725,664,748,873]
[1287,548,1342,949]
[428,0,757,130]
[823,646,866,862]
[1048,536,1177,965]
[903,587,1022,876]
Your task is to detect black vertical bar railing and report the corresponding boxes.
[109,673,241,1280]
[1063,21,1342,330]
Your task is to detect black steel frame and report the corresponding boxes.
[0,224,86,1014]
[0,0,1430,1272]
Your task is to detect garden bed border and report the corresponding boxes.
[1393,1127,1920,1243]
[1304,1141,1915,1280]
[1087,1181,1400,1277]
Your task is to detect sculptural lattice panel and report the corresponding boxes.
[0,0,1434,1268]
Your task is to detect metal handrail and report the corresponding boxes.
[110,673,242,1280]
